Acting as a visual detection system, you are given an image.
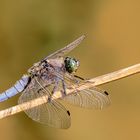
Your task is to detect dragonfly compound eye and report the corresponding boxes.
[64,57,80,73]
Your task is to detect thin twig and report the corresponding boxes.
[0,63,140,120]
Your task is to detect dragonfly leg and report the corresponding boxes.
[84,80,109,96]
[73,74,86,85]
[61,79,67,96]
[52,79,59,94]
[52,79,67,98]
[74,75,85,81]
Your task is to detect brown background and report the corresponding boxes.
[0,0,140,140]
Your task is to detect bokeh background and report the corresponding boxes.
[0,0,140,140]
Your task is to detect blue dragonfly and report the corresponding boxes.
[0,35,110,129]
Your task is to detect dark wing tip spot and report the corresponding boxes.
[67,110,70,116]
[104,91,109,95]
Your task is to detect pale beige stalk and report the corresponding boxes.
[0,63,140,119]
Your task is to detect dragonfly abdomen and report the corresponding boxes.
[0,75,29,102]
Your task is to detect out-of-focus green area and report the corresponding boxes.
[0,0,140,140]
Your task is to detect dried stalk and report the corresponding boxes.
[0,63,140,120]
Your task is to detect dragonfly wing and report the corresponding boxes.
[18,78,71,129]
[45,35,85,59]
[63,87,110,109]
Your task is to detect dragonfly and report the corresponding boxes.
[0,35,110,129]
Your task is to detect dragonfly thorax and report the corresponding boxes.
[28,58,64,77]
[64,57,80,73]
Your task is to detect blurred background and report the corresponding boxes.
[0,0,140,140]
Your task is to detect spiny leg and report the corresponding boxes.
[74,75,85,81]
[74,75,109,96]
[52,78,59,95]
[51,78,70,115]
[61,79,67,96]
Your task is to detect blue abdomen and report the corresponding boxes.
[0,75,29,102]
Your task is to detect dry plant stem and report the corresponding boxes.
[0,63,140,120]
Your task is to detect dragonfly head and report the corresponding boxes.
[64,57,80,73]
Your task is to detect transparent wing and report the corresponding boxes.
[18,77,71,129]
[47,71,110,110]
[45,35,85,59]
[63,86,110,109]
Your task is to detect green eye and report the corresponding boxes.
[64,57,80,73]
